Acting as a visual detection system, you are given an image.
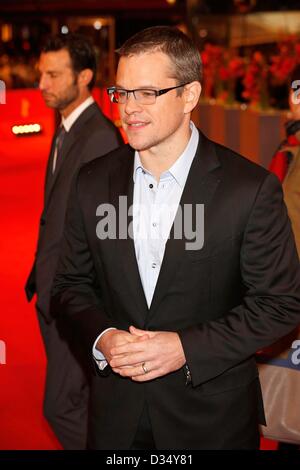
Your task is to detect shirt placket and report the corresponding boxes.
[146,174,161,303]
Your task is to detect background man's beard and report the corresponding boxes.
[56,86,80,111]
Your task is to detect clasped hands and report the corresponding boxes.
[96,326,186,382]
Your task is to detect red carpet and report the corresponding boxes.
[0,134,62,449]
[0,90,278,450]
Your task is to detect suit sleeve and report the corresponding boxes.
[83,120,123,162]
[50,171,113,353]
[179,172,300,387]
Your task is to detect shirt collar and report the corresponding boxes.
[133,121,199,187]
[61,96,94,132]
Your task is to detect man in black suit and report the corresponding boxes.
[25,33,122,449]
[51,27,300,449]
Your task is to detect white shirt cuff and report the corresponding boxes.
[92,327,116,370]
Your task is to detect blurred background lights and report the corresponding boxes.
[93,20,102,30]
[199,29,208,38]
[12,123,42,135]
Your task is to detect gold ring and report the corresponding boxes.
[142,362,148,374]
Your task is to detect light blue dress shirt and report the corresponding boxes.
[93,122,199,368]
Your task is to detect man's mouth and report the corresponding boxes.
[42,93,55,100]
[125,121,149,129]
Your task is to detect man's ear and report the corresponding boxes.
[78,68,94,89]
[183,81,201,114]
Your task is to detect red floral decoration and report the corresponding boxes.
[201,35,300,109]
[269,37,300,84]
[242,51,269,109]
[201,44,245,103]
[201,43,225,99]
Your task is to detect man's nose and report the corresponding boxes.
[39,74,48,91]
[124,92,143,114]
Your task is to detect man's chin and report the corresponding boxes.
[127,137,151,152]
[42,99,57,109]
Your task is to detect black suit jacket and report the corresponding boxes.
[25,101,122,321]
[51,130,300,449]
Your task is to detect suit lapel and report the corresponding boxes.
[44,128,60,204]
[148,131,222,320]
[44,103,98,209]
[109,146,149,321]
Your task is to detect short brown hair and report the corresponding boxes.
[42,34,97,90]
[117,26,202,84]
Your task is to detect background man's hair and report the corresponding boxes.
[117,26,202,86]
[41,33,97,90]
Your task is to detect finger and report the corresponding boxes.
[111,363,140,374]
[113,362,155,378]
[130,326,157,338]
[112,365,135,371]
[131,370,158,382]
[127,332,149,343]
[111,339,133,349]
[111,337,149,356]
[129,329,151,342]
[110,352,145,368]
[111,334,137,348]
[136,334,150,341]
[129,325,147,336]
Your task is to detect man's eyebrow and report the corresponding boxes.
[38,69,61,74]
[115,84,159,89]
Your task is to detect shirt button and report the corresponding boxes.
[152,222,157,227]
[149,184,154,189]
[152,263,156,268]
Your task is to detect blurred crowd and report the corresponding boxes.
[0,54,38,88]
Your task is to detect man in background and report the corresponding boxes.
[25,33,122,449]
[282,65,300,256]
[269,64,300,255]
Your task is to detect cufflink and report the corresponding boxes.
[183,364,192,385]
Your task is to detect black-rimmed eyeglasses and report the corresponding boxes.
[107,83,190,105]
